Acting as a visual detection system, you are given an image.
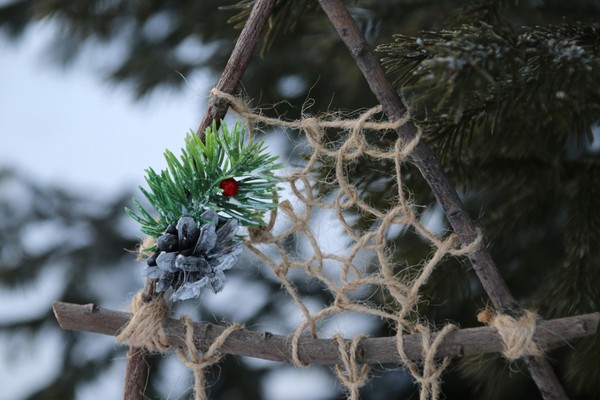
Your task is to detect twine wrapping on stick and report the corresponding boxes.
[478,309,543,360]
[334,334,370,400]
[116,292,170,352]
[178,317,243,400]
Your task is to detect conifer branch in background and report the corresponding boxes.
[378,22,600,157]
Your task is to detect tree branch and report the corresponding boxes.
[317,1,569,399]
[121,280,156,400]
[196,0,278,138]
[122,347,149,400]
[53,302,599,365]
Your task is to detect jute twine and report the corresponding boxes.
[177,317,242,400]
[116,292,170,352]
[210,88,486,399]
[116,292,242,400]
[334,334,370,400]
[477,309,543,360]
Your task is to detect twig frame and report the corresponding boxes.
[54,302,599,366]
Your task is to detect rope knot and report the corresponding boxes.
[334,334,370,400]
[449,230,483,257]
[177,316,243,400]
[210,88,251,118]
[394,323,457,400]
[477,309,542,360]
[116,292,170,353]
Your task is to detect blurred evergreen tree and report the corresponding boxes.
[0,168,142,398]
[1,1,599,399]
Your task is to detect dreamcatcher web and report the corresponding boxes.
[210,89,483,400]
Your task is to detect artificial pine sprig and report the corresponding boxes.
[126,121,282,237]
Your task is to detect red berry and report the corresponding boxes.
[219,177,239,196]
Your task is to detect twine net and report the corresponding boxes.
[212,89,483,400]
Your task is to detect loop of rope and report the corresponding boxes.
[334,334,370,400]
[449,230,483,257]
[477,309,543,360]
[291,324,311,368]
[116,292,170,353]
[394,323,457,400]
[177,316,243,400]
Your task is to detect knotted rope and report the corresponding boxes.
[478,309,543,360]
[116,86,498,400]
[116,292,170,352]
[178,317,243,400]
[334,334,370,400]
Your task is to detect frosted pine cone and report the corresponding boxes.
[144,209,243,301]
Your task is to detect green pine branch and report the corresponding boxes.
[126,121,282,237]
[378,22,600,158]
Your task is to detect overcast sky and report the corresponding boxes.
[0,21,210,197]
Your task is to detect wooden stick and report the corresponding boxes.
[122,285,156,399]
[122,2,278,398]
[53,302,599,365]
[122,347,149,400]
[196,0,278,137]
[317,1,569,399]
